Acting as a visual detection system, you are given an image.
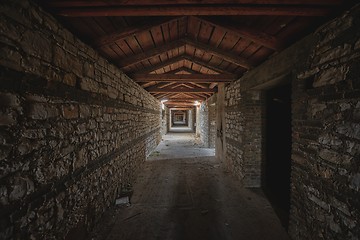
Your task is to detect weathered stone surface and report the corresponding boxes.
[313,65,349,87]
[289,5,360,240]
[221,4,360,240]
[0,0,162,239]
[198,95,216,148]
[28,103,59,120]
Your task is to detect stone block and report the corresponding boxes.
[336,122,360,140]
[313,65,349,87]
[319,148,351,164]
[21,30,52,62]
[62,105,79,119]
[0,93,20,107]
[79,78,99,93]
[83,62,94,78]
[349,173,360,191]
[0,46,23,72]
[79,105,91,118]
[28,103,59,120]
[63,73,77,87]
[0,111,17,126]
[9,176,34,201]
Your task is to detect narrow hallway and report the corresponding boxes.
[91,133,289,240]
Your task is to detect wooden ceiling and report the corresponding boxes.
[37,0,354,107]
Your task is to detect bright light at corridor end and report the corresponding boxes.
[194,101,200,106]
[161,99,168,110]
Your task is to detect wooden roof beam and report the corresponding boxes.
[118,37,252,69]
[183,55,231,74]
[147,86,216,93]
[131,54,231,74]
[131,73,236,82]
[193,16,283,51]
[166,98,205,101]
[57,5,333,17]
[165,101,198,105]
[45,1,344,8]
[119,39,184,68]
[134,56,185,74]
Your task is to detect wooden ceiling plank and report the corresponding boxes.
[135,55,184,74]
[184,38,253,69]
[134,54,230,74]
[150,25,165,47]
[163,67,183,74]
[57,6,333,17]
[131,73,236,82]
[183,55,231,74]
[118,39,184,68]
[94,17,184,47]
[195,16,283,50]
[47,1,343,8]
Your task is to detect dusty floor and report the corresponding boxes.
[90,132,289,240]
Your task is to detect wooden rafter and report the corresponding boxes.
[178,67,199,74]
[183,38,253,69]
[130,73,236,82]
[166,97,205,101]
[193,16,283,50]
[209,82,218,89]
[164,67,187,74]
[119,38,252,69]
[164,101,197,105]
[147,86,216,93]
[133,54,230,74]
[57,6,333,17]
[135,56,184,74]
[46,1,343,7]
[189,82,208,89]
[169,83,194,89]
[118,39,184,68]
[141,81,157,88]
[183,55,231,74]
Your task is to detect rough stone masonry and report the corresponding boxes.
[0,0,161,239]
[222,4,360,240]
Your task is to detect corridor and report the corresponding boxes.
[2,1,359,239]
[91,133,289,240]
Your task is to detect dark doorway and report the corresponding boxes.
[263,83,292,230]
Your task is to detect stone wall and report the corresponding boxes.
[199,102,209,146]
[224,81,264,186]
[289,7,360,239]
[0,0,161,239]
[161,106,169,136]
[222,4,360,239]
[209,97,217,148]
[198,96,216,148]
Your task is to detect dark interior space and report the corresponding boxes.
[263,83,292,229]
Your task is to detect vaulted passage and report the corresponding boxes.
[1,1,359,240]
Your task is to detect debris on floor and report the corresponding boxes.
[115,196,130,206]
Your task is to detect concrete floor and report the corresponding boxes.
[91,132,289,240]
[148,132,215,160]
